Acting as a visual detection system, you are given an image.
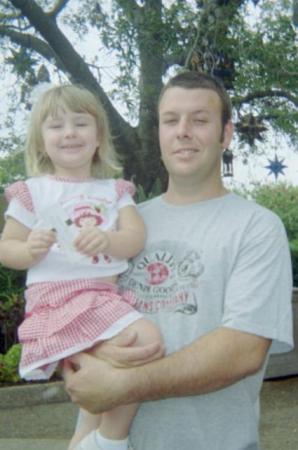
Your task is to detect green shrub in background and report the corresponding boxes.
[135,178,163,203]
[0,150,25,194]
[244,183,298,287]
[0,344,21,384]
[289,239,298,287]
[0,194,7,231]
[249,183,298,241]
[0,265,25,354]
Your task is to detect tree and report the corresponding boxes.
[0,0,297,193]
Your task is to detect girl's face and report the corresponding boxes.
[41,105,100,178]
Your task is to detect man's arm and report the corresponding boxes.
[63,327,271,414]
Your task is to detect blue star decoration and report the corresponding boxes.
[265,155,287,180]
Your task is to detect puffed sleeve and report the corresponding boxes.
[115,179,136,209]
[4,181,35,228]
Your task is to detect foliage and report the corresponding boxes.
[0,150,25,191]
[249,183,298,241]
[0,265,25,354]
[0,194,7,230]
[289,239,298,287]
[0,343,21,384]
[244,183,298,286]
[135,177,164,203]
[0,0,297,193]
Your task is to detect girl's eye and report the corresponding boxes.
[48,123,62,129]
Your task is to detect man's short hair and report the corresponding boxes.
[158,71,232,127]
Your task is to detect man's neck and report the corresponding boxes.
[163,178,229,205]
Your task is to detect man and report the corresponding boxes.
[64,71,294,450]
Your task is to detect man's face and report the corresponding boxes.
[158,87,232,184]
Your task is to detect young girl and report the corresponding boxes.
[0,84,163,450]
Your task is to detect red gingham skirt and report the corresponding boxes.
[18,279,141,380]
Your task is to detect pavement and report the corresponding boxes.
[0,377,298,450]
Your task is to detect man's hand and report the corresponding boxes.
[63,330,164,412]
[63,352,130,413]
[96,329,164,367]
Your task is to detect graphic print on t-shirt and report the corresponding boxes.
[120,240,204,314]
[38,193,115,265]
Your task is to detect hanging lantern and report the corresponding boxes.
[222,148,234,177]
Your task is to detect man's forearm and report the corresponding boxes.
[64,327,271,414]
[122,327,271,404]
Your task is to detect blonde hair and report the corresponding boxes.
[25,84,121,178]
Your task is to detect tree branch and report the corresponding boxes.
[234,90,298,108]
[7,0,132,139]
[5,0,140,168]
[47,0,70,20]
[0,26,66,70]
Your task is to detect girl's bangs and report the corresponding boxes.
[40,88,95,120]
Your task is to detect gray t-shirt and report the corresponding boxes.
[120,192,293,450]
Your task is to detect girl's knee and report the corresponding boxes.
[130,318,163,347]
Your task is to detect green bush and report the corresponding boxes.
[135,178,163,203]
[0,194,7,231]
[0,344,22,384]
[289,239,298,287]
[0,265,25,354]
[249,183,298,241]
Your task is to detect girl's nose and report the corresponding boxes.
[64,122,76,136]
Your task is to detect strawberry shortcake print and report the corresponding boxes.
[71,203,105,228]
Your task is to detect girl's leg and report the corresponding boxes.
[68,408,101,450]
[73,318,163,449]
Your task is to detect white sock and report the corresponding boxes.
[95,431,128,450]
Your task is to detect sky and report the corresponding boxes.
[0,0,297,189]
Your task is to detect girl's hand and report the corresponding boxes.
[26,229,57,261]
[74,226,110,257]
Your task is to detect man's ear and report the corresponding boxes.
[222,121,234,149]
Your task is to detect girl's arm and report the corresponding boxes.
[106,205,146,258]
[0,217,56,270]
[74,205,146,260]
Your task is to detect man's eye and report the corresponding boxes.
[194,119,207,123]
[163,119,177,124]
[76,122,88,127]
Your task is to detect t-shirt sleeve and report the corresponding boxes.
[222,211,293,354]
[115,179,136,209]
[4,181,36,229]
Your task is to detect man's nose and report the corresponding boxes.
[177,118,192,138]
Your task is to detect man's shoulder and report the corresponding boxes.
[228,192,284,231]
[136,195,162,212]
